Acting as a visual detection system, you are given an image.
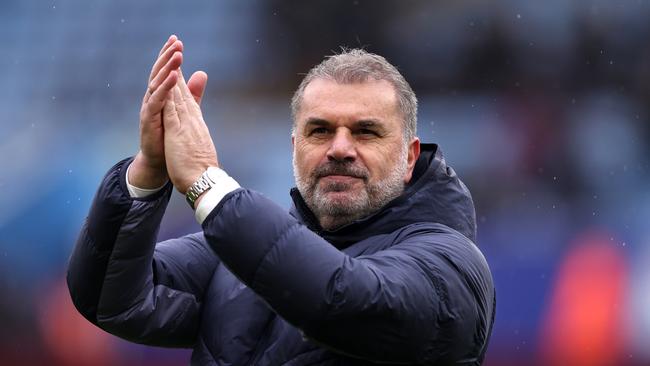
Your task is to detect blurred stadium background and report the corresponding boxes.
[1,1,649,365]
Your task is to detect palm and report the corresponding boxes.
[162,70,217,194]
[129,35,208,189]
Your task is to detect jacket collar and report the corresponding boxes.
[289,144,477,249]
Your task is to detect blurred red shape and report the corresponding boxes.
[538,230,629,366]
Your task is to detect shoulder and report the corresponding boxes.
[393,222,480,255]
[343,222,484,267]
[381,222,493,286]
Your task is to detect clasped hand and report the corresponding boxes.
[129,35,219,195]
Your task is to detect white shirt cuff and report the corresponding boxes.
[195,167,241,225]
[125,162,168,198]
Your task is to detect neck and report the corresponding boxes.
[318,213,362,231]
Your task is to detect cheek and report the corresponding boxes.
[295,143,324,173]
[359,147,396,179]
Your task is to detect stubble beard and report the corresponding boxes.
[293,146,408,231]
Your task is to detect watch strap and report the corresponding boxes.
[186,168,218,209]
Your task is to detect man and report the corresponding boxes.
[67,35,495,365]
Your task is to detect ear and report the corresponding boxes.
[403,138,421,184]
[291,134,295,148]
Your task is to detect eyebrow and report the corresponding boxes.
[304,118,330,128]
[355,119,382,129]
[303,118,385,129]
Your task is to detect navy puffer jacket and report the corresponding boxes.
[67,144,495,365]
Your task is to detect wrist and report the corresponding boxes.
[177,158,219,195]
[129,152,169,189]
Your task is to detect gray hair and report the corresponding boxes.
[290,48,418,143]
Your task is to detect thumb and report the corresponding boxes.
[187,71,208,105]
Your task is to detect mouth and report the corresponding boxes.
[312,163,369,190]
[317,175,365,194]
[320,174,363,183]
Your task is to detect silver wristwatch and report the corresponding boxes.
[186,167,219,209]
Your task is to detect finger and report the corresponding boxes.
[176,68,195,101]
[175,68,203,116]
[163,94,180,132]
[157,34,177,58]
[172,84,190,124]
[145,70,178,117]
[148,39,183,83]
[141,36,179,102]
[176,71,201,114]
[145,51,183,103]
[187,71,208,105]
[149,51,183,93]
[162,86,186,133]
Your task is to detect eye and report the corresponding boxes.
[356,128,379,138]
[309,127,329,136]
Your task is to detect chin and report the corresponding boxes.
[323,190,368,208]
[321,188,364,203]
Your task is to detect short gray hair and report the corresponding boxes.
[290,49,417,143]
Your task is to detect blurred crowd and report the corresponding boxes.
[1,1,649,365]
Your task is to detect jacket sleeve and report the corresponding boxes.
[66,158,220,347]
[202,189,495,364]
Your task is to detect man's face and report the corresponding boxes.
[292,78,420,230]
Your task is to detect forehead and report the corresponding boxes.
[297,78,400,125]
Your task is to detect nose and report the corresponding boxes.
[326,128,357,162]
